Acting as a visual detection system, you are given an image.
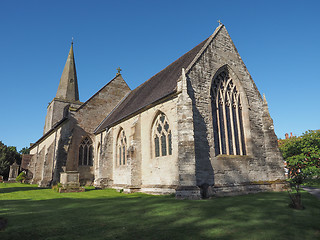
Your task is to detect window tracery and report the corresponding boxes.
[211,70,246,156]
[153,113,172,157]
[117,129,127,165]
[79,137,93,166]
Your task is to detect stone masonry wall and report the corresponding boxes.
[98,96,180,194]
[75,74,130,134]
[187,26,285,193]
[94,129,114,187]
[65,74,130,183]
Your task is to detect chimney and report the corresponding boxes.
[285,133,289,139]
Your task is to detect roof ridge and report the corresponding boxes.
[185,24,224,73]
[94,32,210,132]
[76,74,130,112]
[126,40,208,94]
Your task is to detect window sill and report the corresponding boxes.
[215,155,253,161]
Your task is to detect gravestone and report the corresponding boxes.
[8,162,19,181]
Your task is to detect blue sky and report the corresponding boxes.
[0,0,319,151]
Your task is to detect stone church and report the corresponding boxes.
[28,24,285,199]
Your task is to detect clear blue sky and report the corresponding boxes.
[0,0,319,151]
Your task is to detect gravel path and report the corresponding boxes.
[302,186,320,200]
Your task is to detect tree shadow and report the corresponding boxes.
[0,190,319,240]
[0,187,47,194]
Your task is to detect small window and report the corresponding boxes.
[117,129,127,165]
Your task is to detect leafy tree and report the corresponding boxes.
[19,147,30,155]
[0,141,21,180]
[278,130,320,209]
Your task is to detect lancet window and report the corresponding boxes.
[79,137,93,166]
[153,113,172,157]
[211,70,246,156]
[117,129,127,165]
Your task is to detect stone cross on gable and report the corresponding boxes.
[116,67,122,75]
[218,20,222,26]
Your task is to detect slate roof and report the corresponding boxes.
[95,36,209,133]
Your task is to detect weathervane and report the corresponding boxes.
[71,37,74,45]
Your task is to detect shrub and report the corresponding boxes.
[16,172,26,183]
[52,183,63,192]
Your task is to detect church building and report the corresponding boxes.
[28,24,285,199]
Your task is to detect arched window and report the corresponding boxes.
[211,70,246,156]
[153,113,172,157]
[117,129,127,165]
[79,137,93,166]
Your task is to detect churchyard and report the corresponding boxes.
[1,183,319,240]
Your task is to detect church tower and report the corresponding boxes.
[43,42,82,134]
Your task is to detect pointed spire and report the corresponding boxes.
[55,42,79,102]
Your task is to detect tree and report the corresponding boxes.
[19,147,30,155]
[0,141,21,180]
[278,130,320,209]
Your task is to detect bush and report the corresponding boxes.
[52,183,63,192]
[16,172,26,183]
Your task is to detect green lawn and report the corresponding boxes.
[0,183,319,240]
[304,179,320,188]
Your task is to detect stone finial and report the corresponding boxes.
[218,20,223,26]
[262,94,270,112]
[181,68,187,94]
[116,67,122,76]
[263,93,268,105]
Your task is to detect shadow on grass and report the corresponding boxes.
[0,183,47,194]
[1,189,320,240]
[0,187,47,194]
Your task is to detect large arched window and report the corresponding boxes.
[152,112,172,157]
[211,70,246,156]
[79,137,93,166]
[117,129,127,165]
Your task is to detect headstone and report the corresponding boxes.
[8,162,19,181]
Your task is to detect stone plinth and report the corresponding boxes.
[60,171,80,188]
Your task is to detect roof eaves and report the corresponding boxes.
[29,117,68,150]
[98,90,179,131]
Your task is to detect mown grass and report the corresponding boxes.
[0,183,320,240]
[304,179,320,188]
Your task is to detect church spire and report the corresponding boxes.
[55,42,79,102]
